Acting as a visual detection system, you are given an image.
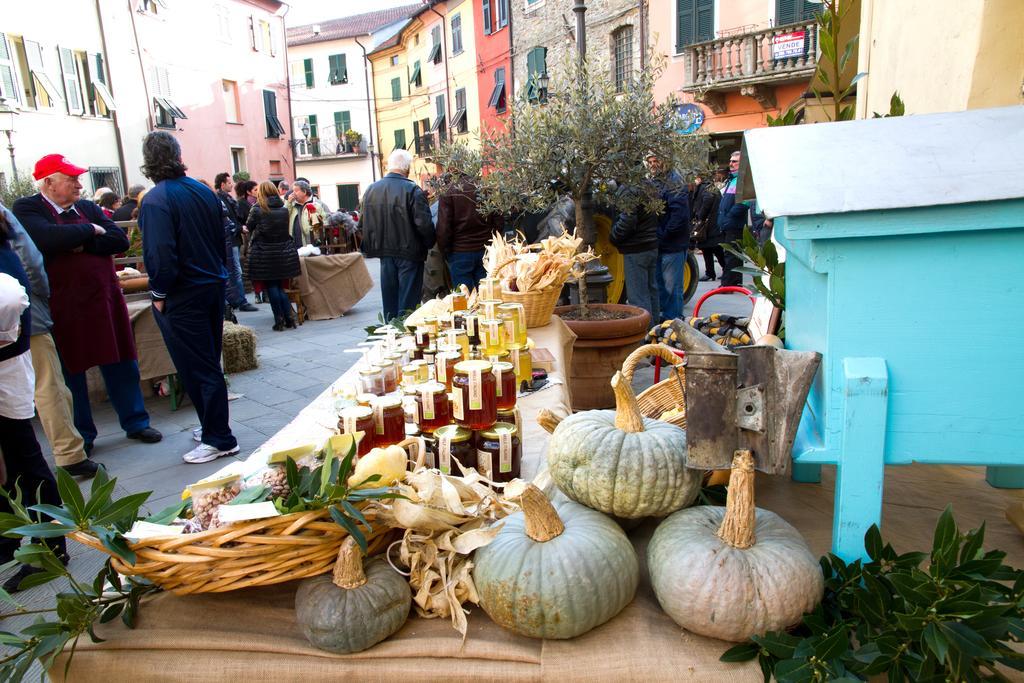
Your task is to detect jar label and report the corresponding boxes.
[477,449,493,479]
[439,434,452,474]
[386,328,396,350]
[452,387,464,420]
[494,365,503,397]
[499,431,512,473]
[512,348,521,375]
[409,396,420,424]
[436,355,447,383]
[487,321,500,345]
[469,367,483,410]
[504,318,515,343]
[466,315,477,336]
[343,414,357,434]
[447,329,456,347]
[425,446,436,469]
[374,403,384,434]
[416,329,425,345]
[420,387,435,420]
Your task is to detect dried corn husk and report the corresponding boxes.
[369,463,522,637]
[485,229,593,294]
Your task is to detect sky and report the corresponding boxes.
[284,0,419,27]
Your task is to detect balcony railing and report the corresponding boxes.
[296,131,367,160]
[680,20,819,112]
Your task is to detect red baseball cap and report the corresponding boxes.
[32,154,87,181]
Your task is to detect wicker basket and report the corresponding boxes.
[621,343,687,429]
[70,509,392,595]
[499,285,561,328]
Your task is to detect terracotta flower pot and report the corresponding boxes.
[554,304,651,411]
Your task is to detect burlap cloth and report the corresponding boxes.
[295,253,373,321]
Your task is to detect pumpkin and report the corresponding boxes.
[647,450,823,642]
[472,485,638,639]
[295,536,411,653]
[546,370,702,518]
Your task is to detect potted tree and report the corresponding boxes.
[475,55,708,409]
[344,129,363,153]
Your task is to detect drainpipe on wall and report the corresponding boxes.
[638,0,646,70]
[94,0,129,191]
[281,3,297,179]
[425,1,452,145]
[126,0,154,132]
[354,35,377,182]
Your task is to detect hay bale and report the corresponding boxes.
[222,321,258,374]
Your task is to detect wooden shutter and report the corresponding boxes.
[391,77,401,101]
[338,54,347,83]
[776,0,819,25]
[303,58,314,88]
[336,184,359,211]
[334,110,351,137]
[394,129,406,150]
[0,34,18,103]
[249,15,259,50]
[94,53,105,84]
[413,119,421,154]
[58,46,83,114]
[482,0,492,35]
[307,114,318,138]
[696,0,714,41]
[676,0,694,52]
[452,14,462,54]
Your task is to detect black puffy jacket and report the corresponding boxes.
[246,196,300,282]
[360,173,435,262]
[609,186,659,254]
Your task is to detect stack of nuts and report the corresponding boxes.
[191,481,242,530]
[262,466,291,500]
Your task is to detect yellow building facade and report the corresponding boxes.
[369,0,480,189]
[855,0,1024,117]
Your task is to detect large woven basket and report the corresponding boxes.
[70,508,392,595]
[499,285,561,328]
[621,343,687,429]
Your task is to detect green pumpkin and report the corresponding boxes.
[473,485,639,639]
[547,371,701,518]
[295,537,411,653]
[647,451,823,642]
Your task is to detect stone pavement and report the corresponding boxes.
[0,255,752,677]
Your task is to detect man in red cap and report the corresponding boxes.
[12,154,162,457]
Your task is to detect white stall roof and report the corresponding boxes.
[740,105,1024,218]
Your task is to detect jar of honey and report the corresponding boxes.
[491,361,516,410]
[384,351,406,369]
[479,299,502,320]
[475,422,521,482]
[401,364,419,389]
[478,277,501,301]
[375,360,398,394]
[423,316,440,339]
[496,406,521,435]
[418,431,437,469]
[498,303,528,349]
[451,291,468,311]
[408,359,431,383]
[464,313,480,346]
[422,345,437,367]
[451,360,497,430]
[479,318,506,356]
[435,350,462,390]
[412,381,451,433]
[486,350,510,365]
[356,392,376,407]
[371,396,405,447]
[441,328,469,357]
[409,323,430,351]
[339,405,375,455]
[512,346,533,390]
[358,367,385,396]
[434,425,474,475]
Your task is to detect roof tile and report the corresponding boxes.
[287,3,424,46]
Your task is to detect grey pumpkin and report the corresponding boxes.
[544,370,702,518]
[295,536,411,653]
[473,485,639,639]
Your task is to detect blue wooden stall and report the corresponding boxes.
[741,106,1024,561]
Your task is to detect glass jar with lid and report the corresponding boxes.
[474,422,521,482]
[434,425,474,475]
[512,346,533,390]
[479,299,502,320]
[464,312,480,347]
[435,350,462,391]
[401,364,419,389]
[339,406,375,455]
[498,303,528,349]
[411,381,451,433]
[451,360,497,430]
[422,345,437,367]
[375,360,398,394]
[451,290,468,311]
[478,277,502,301]
[479,318,506,357]
[491,361,516,410]
[496,406,521,435]
[356,392,376,407]
[486,350,510,365]
[370,396,405,447]
[440,328,469,357]
[358,367,385,396]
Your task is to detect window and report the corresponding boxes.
[90,52,115,115]
[431,94,446,143]
[612,25,633,93]
[394,128,406,151]
[307,113,319,155]
[263,89,285,138]
[230,147,247,175]
[525,46,547,102]
[328,53,347,84]
[676,0,714,52]
[451,14,463,55]
[89,167,122,196]
[289,60,304,84]
[223,80,239,122]
[336,184,359,211]
[776,0,822,25]
[216,5,231,42]
[0,34,19,104]
[496,0,509,29]
[75,50,109,117]
[57,46,83,115]
[488,67,506,113]
[261,20,276,56]
[452,88,467,134]
[269,159,282,177]
[139,0,164,15]
[303,58,314,88]
[428,26,442,64]
[390,55,399,66]
[418,117,432,152]
[410,59,422,87]
[334,110,351,137]
[390,77,401,101]
[414,33,420,46]
[482,0,492,35]
[525,0,544,10]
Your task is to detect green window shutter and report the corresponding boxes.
[95,53,105,84]
[329,54,348,83]
[394,128,406,150]
[776,0,817,24]
[307,113,318,138]
[335,110,351,137]
[339,54,347,83]
[526,48,539,100]
[336,184,359,211]
[677,0,714,50]
[696,0,714,41]
[413,119,421,154]
[303,58,314,88]
[391,77,401,101]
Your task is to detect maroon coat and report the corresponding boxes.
[12,194,135,374]
[435,177,502,254]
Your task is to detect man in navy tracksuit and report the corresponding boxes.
[138,132,238,464]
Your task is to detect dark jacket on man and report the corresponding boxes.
[654,169,691,254]
[111,200,137,222]
[435,177,500,254]
[609,187,659,254]
[139,176,228,299]
[217,190,242,247]
[4,204,51,335]
[246,196,300,282]
[360,172,435,262]
[690,181,720,246]
[716,173,749,238]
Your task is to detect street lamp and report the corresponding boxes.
[538,72,550,101]
[0,97,18,179]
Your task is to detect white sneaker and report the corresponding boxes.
[183,443,240,464]
[192,428,202,443]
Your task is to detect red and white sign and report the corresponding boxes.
[772,31,806,59]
